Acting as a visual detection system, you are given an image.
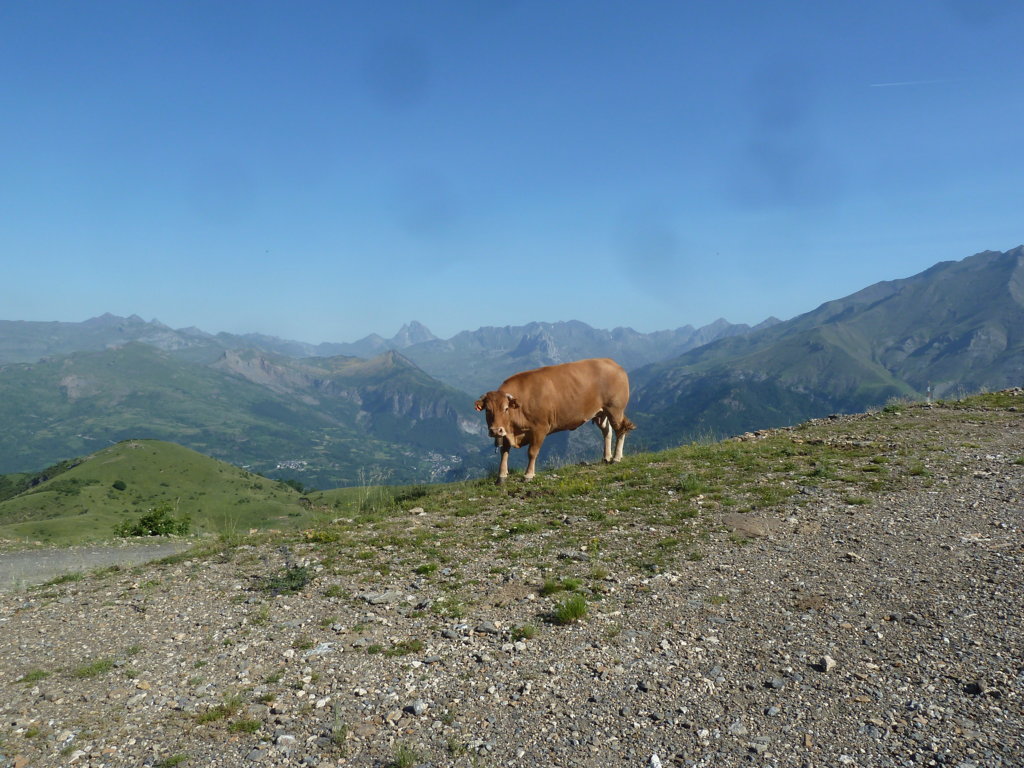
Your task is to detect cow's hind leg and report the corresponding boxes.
[593,413,614,463]
[606,409,636,463]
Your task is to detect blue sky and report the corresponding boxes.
[2,1,1022,343]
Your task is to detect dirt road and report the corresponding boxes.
[0,541,190,591]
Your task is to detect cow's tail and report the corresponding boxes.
[619,416,636,434]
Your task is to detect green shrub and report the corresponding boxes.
[112,480,127,491]
[116,505,190,537]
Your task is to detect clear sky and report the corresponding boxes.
[2,1,1022,344]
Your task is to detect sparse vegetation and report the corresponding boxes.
[385,638,425,657]
[72,657,115,678]
[259,565,313,595]
[387,743,423,768]
[195,694,244,724]
[228,719,261,734]
[18,669,50,685]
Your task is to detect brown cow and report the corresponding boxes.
[474,358,635,482]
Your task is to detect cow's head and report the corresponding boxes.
[474,390,520,444]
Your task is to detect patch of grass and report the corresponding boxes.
[387,743,423,768]
[250,604,271,625]
[727,532,751,547]
[330,712,349,753]
[195,694,244,724]
[540,577,581,596]
[549,593,588,625]
[18,669,50,685]
[40,571,83,587]
[844,496,871,506]
[504,521,542,537]
[303,527,340,543]
[511,624,537,641]
[259,565,313,595]
[155,756,188,768]
[72,657,115,678]
[432,596,466,619]
[385,638,424,657]
[228,719,261,734]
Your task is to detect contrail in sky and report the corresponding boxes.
[869,78,964,87]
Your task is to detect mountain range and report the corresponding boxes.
[1,245,1020,486]
[631,245,1024,443]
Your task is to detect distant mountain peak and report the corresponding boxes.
[391,321,437,348]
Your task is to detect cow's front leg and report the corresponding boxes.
[497,443,511,483]
[524,434,545,480]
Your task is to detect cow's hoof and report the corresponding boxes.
[524,473,535,481]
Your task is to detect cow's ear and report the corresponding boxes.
[474,398,485,411]
[506,394,519,409]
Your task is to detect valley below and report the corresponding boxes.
[1,392,1021,767]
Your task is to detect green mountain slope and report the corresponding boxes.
[0,344,487,487]
[0,440,310,544]
[634,246,1024,446]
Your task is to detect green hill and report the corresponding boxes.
[0,439,319,545]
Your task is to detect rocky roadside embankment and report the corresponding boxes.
[1,398,1021,768]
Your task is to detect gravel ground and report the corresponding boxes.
[1,398,1021,768]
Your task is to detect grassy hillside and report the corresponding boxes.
[0,343,487,487]
[0,440,313,545]
[633,246,1024,448]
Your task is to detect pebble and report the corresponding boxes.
[407,699,429,716]
[728,720,749,736]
